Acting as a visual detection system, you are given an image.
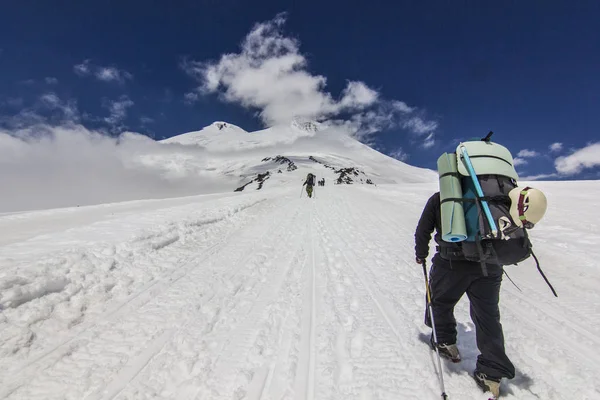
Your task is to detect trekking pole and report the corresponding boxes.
[300,185,304,198]
[531,251,558,297]
[503,270,522,292]
[422,261,449,400]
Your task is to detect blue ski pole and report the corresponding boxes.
[458,144,498,237]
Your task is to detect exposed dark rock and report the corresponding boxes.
[334,167,365,184]
[262,155,297,171]
[234,183,250,192]
[309,156,335,170]
[256,172,270,190]
[309,155,374,185]
[292,120,319,132]
[235,171,271,192]
[238,154,375,192]
[214,122,228,130]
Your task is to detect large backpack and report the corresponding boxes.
[437,135,532,270]
[306,173,315,186]
[460,174,532,266]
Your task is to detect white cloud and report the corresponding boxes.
[403,117,438,135]
[388,148,408,162]
[422,132,435,149]
[74,60,132,83]
[39,93,79,121]
[549,142,563,153]
[74,60,91,76]
[45,77,59,84]
[339,81,379,109]
[0,110,45,128]
[346,109,395,138]
[39,93,61,108]
[513,157,528,166]
[182,14,437,141]
[519,173,559,181]
[0,125,232,212]
[517,149,539,158]
[392,101,414,113]
[103,95,134,125]
[184,92,199,104]
[95,67,133,83]
[555,142,600,175]
[140,116,155,125]
[1,93,80,128]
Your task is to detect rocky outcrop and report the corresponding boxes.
[334,167,362,184]
[235,172,271,192]
[235,154,374,192]
[309,156,374,185]
[262,156,297,171]
[214,122,228,130]
[308,156,335,170]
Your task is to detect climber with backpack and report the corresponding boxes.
[415,132,553,399]
[303,173,316,198]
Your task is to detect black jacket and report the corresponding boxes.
[303,175,315,187]
[415,192,486,269]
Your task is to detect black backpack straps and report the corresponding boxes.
[440,196,507,205]
[474,199,489,276]
[475,238,489,277]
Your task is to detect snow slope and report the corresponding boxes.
[1,180,599,399]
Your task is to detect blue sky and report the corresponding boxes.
[1,0,599,179]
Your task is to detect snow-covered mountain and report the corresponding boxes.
[0,120,435,212]
[159,119,436,192]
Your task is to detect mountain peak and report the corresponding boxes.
[208,121,246,133]
[290,118,322,133]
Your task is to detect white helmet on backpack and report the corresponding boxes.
[508,186,548,228]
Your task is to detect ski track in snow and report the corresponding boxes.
[1,184,599,399]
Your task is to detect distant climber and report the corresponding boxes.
[303,173,316,198]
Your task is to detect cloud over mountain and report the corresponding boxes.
[182,14,437,146]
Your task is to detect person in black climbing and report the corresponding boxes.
[322,178,325,187]
[414,192,514,398]
[303,173,316,198]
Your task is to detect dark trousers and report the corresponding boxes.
[425,261,516,380]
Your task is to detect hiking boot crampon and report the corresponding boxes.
[473,370,501,398]
[429,335,461,363]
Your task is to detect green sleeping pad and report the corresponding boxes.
[455,141,519,180]
[437,152,467,242]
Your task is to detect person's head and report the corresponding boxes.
[508,187,548,228]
